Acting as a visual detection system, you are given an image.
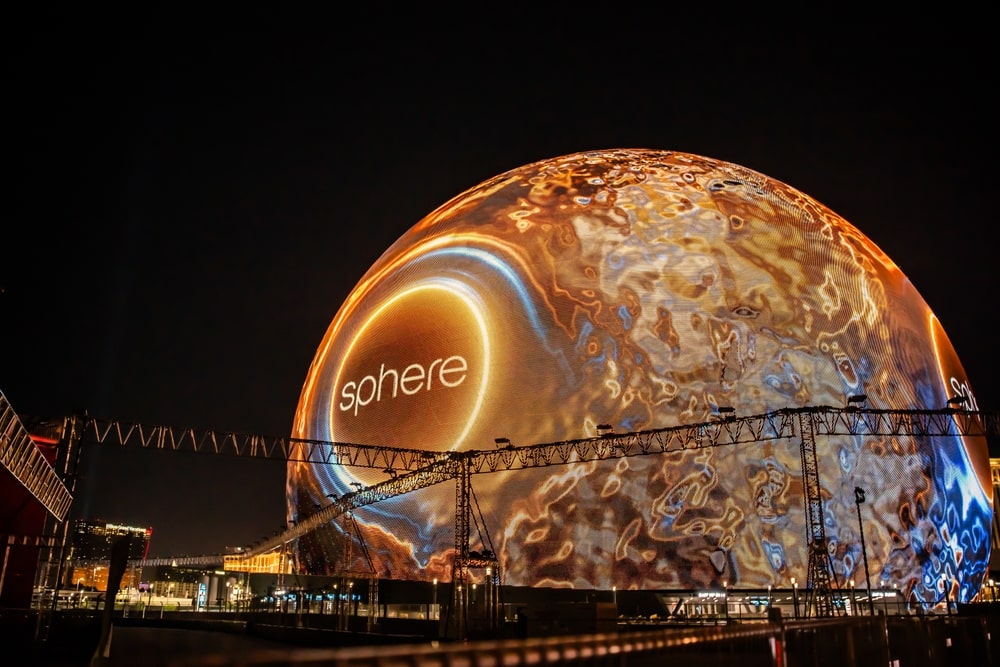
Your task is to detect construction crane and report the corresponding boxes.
[7,400,999,637]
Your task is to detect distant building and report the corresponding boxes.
[60,520,151,591]
[223,549,291,574]
[69,519,151,562]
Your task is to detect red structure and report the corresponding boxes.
[0,431,59,608]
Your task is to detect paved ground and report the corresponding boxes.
[27,626,306,667]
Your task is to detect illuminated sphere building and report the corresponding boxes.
[289,148,991,606]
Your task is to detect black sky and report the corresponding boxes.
[3,17,996,557]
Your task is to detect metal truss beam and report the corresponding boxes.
[44,407,997,476]
[0,392,72,521]
[81,418,450,471]
[18,402,996,624]
[249,458,462,555]
[5,533,65,549]
[137,555,224,567]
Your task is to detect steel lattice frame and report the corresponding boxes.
[11,405,999,629]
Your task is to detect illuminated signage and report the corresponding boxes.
[338,355,469,416]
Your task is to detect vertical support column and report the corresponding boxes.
[336,577,348,630]
[449,455,471,640]
[367,573,378,632]
[797,411,835,617]
[487,561,502,629]
[37,414,85,641]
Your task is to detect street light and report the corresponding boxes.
[854,486,876,615]
[946,576,954,616]
[723,581,729,623]
[485,567,493,623]
[849,579,857,615]
[791,578,799,619]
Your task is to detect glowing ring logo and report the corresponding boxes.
[330,279,491,473]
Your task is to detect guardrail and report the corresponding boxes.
[161,613,994,667]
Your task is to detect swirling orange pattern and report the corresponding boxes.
[290,149,990,606]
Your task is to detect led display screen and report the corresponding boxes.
[289,149,991,605]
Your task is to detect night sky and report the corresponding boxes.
[3,18,995,558]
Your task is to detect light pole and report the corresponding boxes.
[723,581,729,623]
[456,583,463,634]
[849,579,857,615]
[854,486,876,615]
[791,578,799,619]
[486,567,493,627]
[161,583,174,619]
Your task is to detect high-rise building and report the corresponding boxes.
[69,519,151,562]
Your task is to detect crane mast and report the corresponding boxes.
[797,411,835,617]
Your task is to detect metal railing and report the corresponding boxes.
[157,613,994,667]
